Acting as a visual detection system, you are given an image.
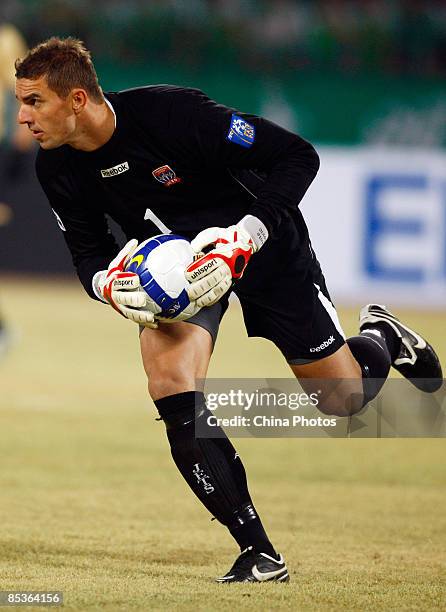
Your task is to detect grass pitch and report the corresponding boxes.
[0,277,445,611]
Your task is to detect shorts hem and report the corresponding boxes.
[286,339,346,365]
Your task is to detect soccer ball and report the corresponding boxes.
[125,234,201,322]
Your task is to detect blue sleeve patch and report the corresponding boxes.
[226,114,255,148]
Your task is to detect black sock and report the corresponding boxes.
[347,332,392,406]
[154,391,276,557]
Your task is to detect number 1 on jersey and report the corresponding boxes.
[144,208,171,234]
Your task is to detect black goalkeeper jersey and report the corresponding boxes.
[36,85,319,298]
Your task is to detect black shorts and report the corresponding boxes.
[184,235,346,365]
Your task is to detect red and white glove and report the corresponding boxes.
[92,239,158,328]
[185,215,268,307]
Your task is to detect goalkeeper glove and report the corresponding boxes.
[92,239,158,328]
[185,215,268,307]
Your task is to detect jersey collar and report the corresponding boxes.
[104,97,117,128]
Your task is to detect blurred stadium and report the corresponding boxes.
[0,1,445,610]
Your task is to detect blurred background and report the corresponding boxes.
[1,4,445,608]
[1,0,446,307]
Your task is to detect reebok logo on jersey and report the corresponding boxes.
[188,258,218,280]
[310,335,335,353]
[100,161,129,178]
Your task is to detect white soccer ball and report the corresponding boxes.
[126,234,201,322]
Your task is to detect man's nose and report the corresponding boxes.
[17,105,31,125]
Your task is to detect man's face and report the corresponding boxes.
[15,75,77,149]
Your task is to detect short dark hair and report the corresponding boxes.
[15,36,103,103]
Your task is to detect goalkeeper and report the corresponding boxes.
[15,37,442,584]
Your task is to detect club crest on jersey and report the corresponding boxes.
[226,114,255,148]
[152,165,182,187]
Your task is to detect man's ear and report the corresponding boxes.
[71,89,88,114]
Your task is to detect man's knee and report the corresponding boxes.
[147,361,196,401]
[316,381,365,417]
[291,345,366,416]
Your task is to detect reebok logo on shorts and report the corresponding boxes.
[100,161,129,178]
[310,335,335,353]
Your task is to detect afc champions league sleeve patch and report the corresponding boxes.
[226,114,255,148]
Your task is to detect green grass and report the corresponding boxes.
[0,278,445,610]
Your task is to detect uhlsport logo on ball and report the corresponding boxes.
[126,234,201,322]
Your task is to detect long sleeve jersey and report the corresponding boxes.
[36,85,320,299]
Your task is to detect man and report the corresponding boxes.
[15,37,442,583]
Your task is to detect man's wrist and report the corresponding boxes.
[238,214,269,251]
[92,269,108,303]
